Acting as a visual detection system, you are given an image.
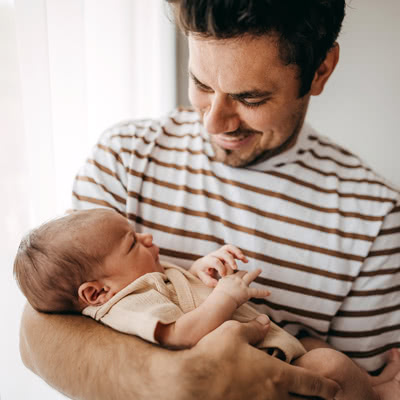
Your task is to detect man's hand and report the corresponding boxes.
[370,348,400,400]
[186,316,341,400]
[214,269,270,307]
[190,244,248,287]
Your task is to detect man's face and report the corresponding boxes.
[188,34,312,167]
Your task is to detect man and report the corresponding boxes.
[20,1,400,399]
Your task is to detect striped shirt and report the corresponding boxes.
[72,108,400,373]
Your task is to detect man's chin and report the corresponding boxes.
[211,143,260,167]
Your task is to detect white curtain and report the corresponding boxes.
[0,0,177,397]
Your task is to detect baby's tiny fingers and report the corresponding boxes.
[198,271,218,287]
[235,270,248,278]
[209,257,228,277]
[242,268,262,285]
[216,250,238,273]
[224,244,249,263]
[249,287,271,299]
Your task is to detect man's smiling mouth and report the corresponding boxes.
[212,130,260,149]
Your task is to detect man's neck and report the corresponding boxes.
[245,121,304,167]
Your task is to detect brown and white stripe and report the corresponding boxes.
[72,108,400,373]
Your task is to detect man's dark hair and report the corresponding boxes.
[167,0,346,97]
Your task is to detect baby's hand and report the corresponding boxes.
[190,244,248,287]
[215,269,270,307]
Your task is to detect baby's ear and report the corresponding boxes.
[78,281,112,307]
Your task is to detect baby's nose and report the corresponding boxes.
[138,233,153,247]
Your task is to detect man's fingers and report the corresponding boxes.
[389,347,400,361]
[235,315,270,346]
[375,348,400,383]
[287,365,341,399]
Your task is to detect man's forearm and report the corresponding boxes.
[19,303,188,400]
[20,304,342,399]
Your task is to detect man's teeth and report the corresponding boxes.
[221,133,251,141]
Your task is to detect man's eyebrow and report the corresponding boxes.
[231,90,273,100]
[189,71,273,98]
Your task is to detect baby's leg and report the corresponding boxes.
[293,348,378,400]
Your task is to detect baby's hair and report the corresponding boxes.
[14,209,113,314]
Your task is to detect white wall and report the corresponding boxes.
[307,0,400,187]
[0,1,175,399]
[0,2,59,399]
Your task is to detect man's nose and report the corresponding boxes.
[204,94,240,134]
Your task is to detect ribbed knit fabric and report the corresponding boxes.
[74,108,400,373]
[83,262,306,363]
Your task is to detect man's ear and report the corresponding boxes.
[78,281,113,307]
[309,43,340,96]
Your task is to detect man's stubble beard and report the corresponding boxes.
[210,113,306,168]
[211,136,268,167]
[201,93,310,168]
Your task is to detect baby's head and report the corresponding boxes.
[14,208,163,314]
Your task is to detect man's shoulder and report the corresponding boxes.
[300,125,400,197]
[88,107,204,163]
[101,107,202,141]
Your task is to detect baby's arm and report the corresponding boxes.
[155,246,270,348]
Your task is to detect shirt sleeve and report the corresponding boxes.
[71,120,156,215]
[99,288,184,344]
[328,194,400,373]
[72,128,127,213]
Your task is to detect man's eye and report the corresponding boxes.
[240,98,268,108]
[194,81,213,93]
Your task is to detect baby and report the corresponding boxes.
[14,208,399,399]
